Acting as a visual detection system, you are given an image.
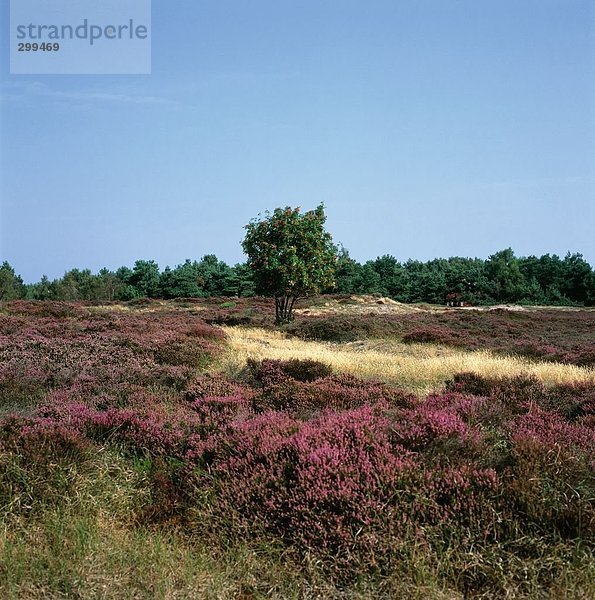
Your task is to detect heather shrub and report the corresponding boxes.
[0,416,91,517]
[283,316,366,342]
[511,340,561,361]
[391,400,483,459]
[189,394,250,433]
[541,381,595,420]
[402,327,460,345]
[246,358,294,387]
[0,300,88,319]
[270,358,333,382]
[500,436,595,542]
[422,392,491,424]
[185,372,255,403]
[509,405,595,457]
[82,406,199,457]
[0,304,224,412]
[446,373,595,422]
[561,345,595,368]
[192,406,419,567]
[112,312,224,366]
[251,370,415,414]
[0,374,48,414]
[32,391,203,459]
[408,465,500,544]
[445,372,548,414]
[579,390,595,416]
[2,299,594,595]
[152,338,217,368]
[182,403,505,577]
[247,358,333,386]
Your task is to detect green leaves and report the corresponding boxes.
[0,262,26,301]
[242,204,337,322]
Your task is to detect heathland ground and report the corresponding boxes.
[1,296,594,598]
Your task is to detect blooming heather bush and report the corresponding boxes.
[440,374,595,543]
[179,402,505,574]
[391,400,482,458]
[409,465,500,541]
[35,396,210,459]
[189,394,250,434]
[447,373,595,421]
[246,358,294,387]
[251,370,415,414]
[0,303,224,411]
[509,405,595,457]
[0,300,88,319]
[541,381,595,419]
[192,406,417,560]
[185,372,255,403]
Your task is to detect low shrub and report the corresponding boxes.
[185,372,254,403]
[283,316,364,342]
[0,304,225,412]
[251,370,415,414]
[0,415,92,516]
[500,435,595,542]
[445,372,548,413]
[246,358,333,386]
[190,405,420,569]
[391,399,482,458]
[446,373,595,421]
[561,345,595,368]
[402,327,460,345]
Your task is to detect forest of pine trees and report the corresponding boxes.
[1,248,594,306]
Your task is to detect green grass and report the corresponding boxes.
[218,301,236,309]
[0,449,303,599]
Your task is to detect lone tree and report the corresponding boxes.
[242,204,337,324]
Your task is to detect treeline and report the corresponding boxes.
[1,248,594,305]
[333,248,595,306]
[0,256,255,302]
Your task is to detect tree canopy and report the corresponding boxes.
[242,204,338,323]
[2,247,594,307]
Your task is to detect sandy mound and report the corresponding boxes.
[295,295,425,316]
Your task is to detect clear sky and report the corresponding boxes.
[1,0,594,283]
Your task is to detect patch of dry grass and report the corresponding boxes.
[220,327,595,394]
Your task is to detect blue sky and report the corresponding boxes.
[1,0,594,283]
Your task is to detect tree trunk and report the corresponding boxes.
[275,295,297,324]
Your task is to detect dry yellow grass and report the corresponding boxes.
[220,326,595,395]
